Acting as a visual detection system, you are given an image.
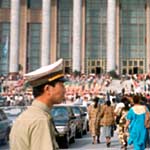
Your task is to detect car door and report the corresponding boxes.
[72,106,83,138]
[68,107,76,139]
[79,106,88,134]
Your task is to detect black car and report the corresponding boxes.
[0,97,6,107]
[0,108,12,145]
[2,106,27,126]
[50,105,76,148]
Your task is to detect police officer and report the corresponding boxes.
[10,59,67,150]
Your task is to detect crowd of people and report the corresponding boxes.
[0,71,150,149]
[87,94,150,150]
[0,74,33,106]
[1,73,150,106]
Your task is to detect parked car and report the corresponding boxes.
[70,105,85,138]
[0,108,12,145]
[79,105,89,134]
[0,97,6,107]
[2,106,26,125]
[50,105,76,148]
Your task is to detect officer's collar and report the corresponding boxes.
[32,100,50,114]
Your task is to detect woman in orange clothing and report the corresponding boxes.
[88,97,101,144]
[100,100,115,147]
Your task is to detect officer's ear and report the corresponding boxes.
[43,84,51,94]
[44,84,49,91]
[44,84,54,95]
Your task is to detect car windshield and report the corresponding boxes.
[81,107,87,112]
[4,108,22,116]
[51,107,69,119]
[72,107,80,115]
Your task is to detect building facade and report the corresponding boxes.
[0,0,149,75]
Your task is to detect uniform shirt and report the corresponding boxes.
[9,100,59,150]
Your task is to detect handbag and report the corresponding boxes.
[145,107,150,129]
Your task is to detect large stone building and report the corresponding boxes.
[0,0,149,75]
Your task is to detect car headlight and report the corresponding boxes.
[56,126,68,133]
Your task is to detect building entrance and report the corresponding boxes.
[65,67,71,74]
[133,67,138,74]
[96,67,101,74]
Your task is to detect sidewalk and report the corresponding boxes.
[67,129,150,150]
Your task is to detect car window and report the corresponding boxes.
[0,113,2,121]
[0,109,7,120]
[4,108,22,116]
[51,107,68,118]
[81,107,87,112]
[72,107,80,115]
[79,108,85,114]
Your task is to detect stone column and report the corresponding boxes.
[107,0,116,72]
[146,0,150,73]
[9,0,20,73]
[50,0,57,63]
[116,0,120,74]
[81,0,85,74]
[72,0,82,72]
[41,0,51,66]
[20,0,27,74]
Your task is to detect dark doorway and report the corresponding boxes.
[91,69,95,73]
[133,67,138,74]
[122,69,127,75]
[129,69,132,74]
[96,67,101,74]
[65,67,70,74]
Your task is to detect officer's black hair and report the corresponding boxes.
[33,79,60,98]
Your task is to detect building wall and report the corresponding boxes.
[20,0,27,74]
[0,0,149,75]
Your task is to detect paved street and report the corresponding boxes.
[64,131,134,150]
[1,130,149,150]
[0,131,124,150]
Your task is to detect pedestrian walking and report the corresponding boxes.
[88,97,101,144]
[145,97,150,148]
[9,59,67,150]
[125,95,148,150]
[100,100,115,148]
[117,97,130,150]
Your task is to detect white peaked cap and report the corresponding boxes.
[24,59,67,87]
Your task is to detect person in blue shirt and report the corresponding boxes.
[125,95,148,150]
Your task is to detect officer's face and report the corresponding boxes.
[50,82,66,104]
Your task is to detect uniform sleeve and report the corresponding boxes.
[30,118,57,150]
